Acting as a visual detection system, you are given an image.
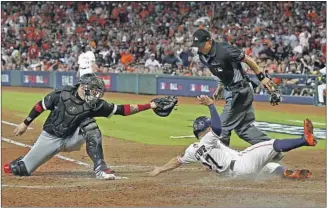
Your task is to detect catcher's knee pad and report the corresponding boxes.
[10,156,30,176]
[79,118,101,142]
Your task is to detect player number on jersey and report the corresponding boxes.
[203,154,223,170]
[196,145,223,170]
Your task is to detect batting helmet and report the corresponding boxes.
[79,73,105,107]
[193,116,211,139]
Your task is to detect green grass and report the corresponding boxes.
[2,90,326,150]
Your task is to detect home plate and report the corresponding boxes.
[114,176,129,180]
[170,135,195,139]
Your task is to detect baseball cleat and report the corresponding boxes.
[303,119,317,146]
[283,169,312,180]
[95,170,116,180]
[3,163,12,174]
[103,168,115,174]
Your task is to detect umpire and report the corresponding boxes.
[190,29,292,176]
[191,29,282,146]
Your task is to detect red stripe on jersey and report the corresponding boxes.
[123,104,131,115]
[240,141,274,154]
[34,102,44,113]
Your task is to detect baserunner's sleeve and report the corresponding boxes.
[177,144,198,164]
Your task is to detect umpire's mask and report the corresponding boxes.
[79,74,105,108]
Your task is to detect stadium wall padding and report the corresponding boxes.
[1,71,318,105]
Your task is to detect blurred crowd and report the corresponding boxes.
[1,1,326,79]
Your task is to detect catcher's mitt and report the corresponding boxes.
[151,96,178,117]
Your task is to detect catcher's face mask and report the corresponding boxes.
[79,74,105,107]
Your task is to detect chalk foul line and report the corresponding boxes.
[1,184,81,189]
[1,120,200,171]
[2,121,33,129]
[2,137,92,169]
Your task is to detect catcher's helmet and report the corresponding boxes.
[79,73,105,107]
[193,116,211,139]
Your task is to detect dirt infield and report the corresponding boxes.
[1,87,327,207]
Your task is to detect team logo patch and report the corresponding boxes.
[68,106,77,113]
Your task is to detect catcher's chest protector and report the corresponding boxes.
[43,88,93,138]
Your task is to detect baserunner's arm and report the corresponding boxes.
[147,157,182,177]
[197,95,222,136]
[208,103,222,136]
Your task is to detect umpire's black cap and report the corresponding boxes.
[191,29,211,48]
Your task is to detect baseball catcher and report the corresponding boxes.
[3,73,178,180]
[147,95,316,180]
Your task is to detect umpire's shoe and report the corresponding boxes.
[95,166,116,180]
[303,119,317,146]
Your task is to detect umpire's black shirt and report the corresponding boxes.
[198,41,246,87]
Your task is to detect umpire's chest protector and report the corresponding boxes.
[44,87,95,138]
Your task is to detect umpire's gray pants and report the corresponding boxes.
[22,128,85,174]
[220,85,271,146]
[220,85,283,173]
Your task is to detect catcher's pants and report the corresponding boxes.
[220,84,283,173]
[22,128,85,174]
[231,140,279,176]
[318,84,326,103]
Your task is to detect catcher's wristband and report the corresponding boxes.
[256,72,266,81]
[23,118,32,126]
[137,104,151,111]
[23,101,45,126]
[122,104,151,115]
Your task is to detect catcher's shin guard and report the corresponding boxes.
[80,118,108,171]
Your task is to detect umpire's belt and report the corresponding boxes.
[225,80,249,91]
[229,160,236,171]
